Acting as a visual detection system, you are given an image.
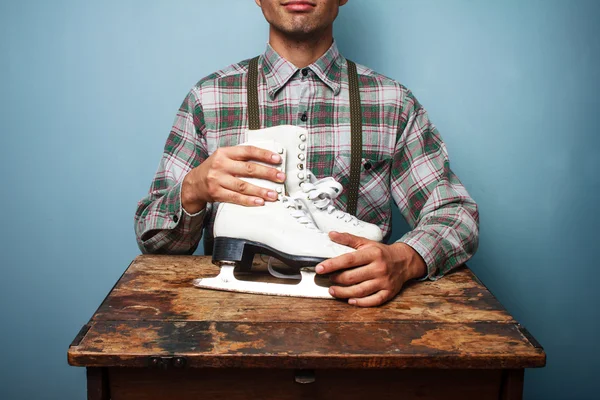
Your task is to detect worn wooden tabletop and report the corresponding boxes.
[68,255,545,370]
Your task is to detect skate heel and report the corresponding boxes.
[212,237,254,270]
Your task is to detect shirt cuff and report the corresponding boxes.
[397,230,442,281]
[141,181,206,249]
[177,185,206,230]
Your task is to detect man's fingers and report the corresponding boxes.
[218,188,268,207]
[329,231,370,249]
[329,265,378,286]
[316,249,373,274]
[220,176,279,202]
[228,160,285,183]
[228,145,282,165]
[329,279,379,300]
[330,279,393,307]
[349,290,393,307]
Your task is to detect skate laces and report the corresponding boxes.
[296,173,360,226]
[280,196,319,230]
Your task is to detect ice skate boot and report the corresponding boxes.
[193,139,354,298]
[245,125,383,242]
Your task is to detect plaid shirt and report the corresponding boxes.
[135,42,479,279]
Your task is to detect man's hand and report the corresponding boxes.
[181,146,285,214]
[315,232,427,307]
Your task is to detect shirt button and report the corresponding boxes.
[302,68,309,77]
[300,112,308,122]
[172,214,179,223]
[364,162,372,171]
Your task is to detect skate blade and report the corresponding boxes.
[193,265,333,299]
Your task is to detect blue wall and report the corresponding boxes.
[1,1,598,399]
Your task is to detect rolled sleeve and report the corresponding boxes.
[134,87,209,254]
[135,180,206,254]
[391,90,479,279]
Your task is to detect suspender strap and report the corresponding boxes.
[245,56,362,216]
[247,56,261,130]
[346,59,362,217]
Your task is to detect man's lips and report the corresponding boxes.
[282,1,316,12]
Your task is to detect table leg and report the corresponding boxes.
[87,367,110,400]
[500,369,524,400]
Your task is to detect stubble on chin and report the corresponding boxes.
[270,15,326,42]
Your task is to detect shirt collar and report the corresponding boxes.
[261,41,343,98]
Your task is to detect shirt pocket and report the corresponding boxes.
[331,153,392,223]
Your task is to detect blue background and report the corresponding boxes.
[1,0,598,399]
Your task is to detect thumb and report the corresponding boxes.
[329,231,370,249]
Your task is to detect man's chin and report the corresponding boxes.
[275,24,323,41]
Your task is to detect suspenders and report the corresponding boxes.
[246,56,363,216]
[204,56,363,255]
[247,57,261,131]
[345,60,363,217]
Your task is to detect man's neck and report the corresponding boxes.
[268,27,333,68]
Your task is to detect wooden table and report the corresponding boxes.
[68,255,545,400]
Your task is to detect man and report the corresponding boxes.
[135,0,479,307]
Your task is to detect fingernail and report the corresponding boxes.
[267,191,277,199]
[271,154,281,163]
[349,299,357,305]
[277,172,285,181]
[329,287,335,296]
[254,198,264,205]
[316,264,324,273]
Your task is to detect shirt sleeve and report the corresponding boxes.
[391,90,479,279]
[134,89,209,254]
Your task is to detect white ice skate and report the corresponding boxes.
[193,139,354,299]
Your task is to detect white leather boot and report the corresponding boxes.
[246,125,383,242]
[211,140,353,269]
[196,139,354,298]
